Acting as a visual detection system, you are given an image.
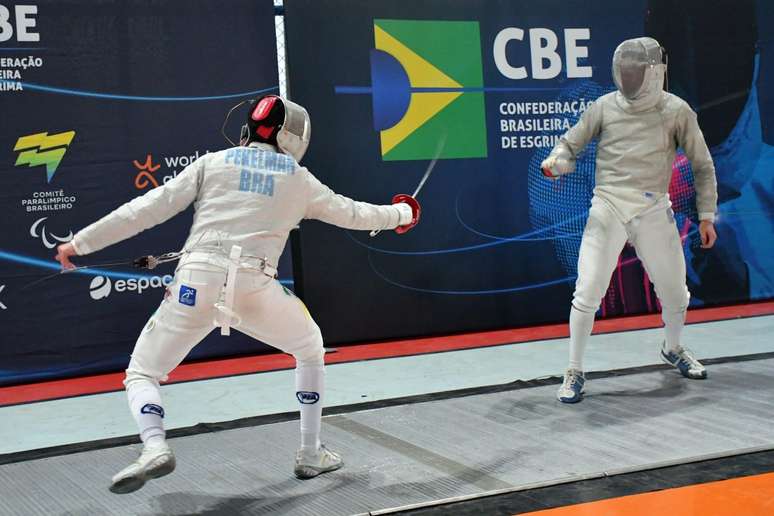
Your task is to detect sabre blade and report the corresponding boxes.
[369,133,446,238]
[20,252,183,291]
[411,158,436,198]
[20,259,135,291]
[411,132,446,199]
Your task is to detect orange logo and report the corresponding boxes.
[133,155,161,189]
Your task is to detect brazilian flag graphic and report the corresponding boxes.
[371,19,487,161]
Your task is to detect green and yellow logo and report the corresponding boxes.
[14,131,76,183]
[370,19,487,161]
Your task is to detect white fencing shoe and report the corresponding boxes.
[294,444,343,479]
[109,442,176,494]
[557,368,586,403]
[661,343,707,379]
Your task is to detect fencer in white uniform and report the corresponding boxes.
[55,95,420,493]
[541,37,719,403]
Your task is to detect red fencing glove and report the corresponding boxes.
[541,156,558,178]
[393,194,421,234]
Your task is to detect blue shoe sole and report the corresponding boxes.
[558,393,583,404]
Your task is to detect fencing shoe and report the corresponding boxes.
[661,343,707,379]
[109,441,176,494]
[557,368,586,403]
[294,444,343,479]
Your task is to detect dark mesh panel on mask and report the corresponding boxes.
[614,42,648,99]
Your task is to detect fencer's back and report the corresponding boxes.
[183,142,306,265]
[72,141,401,263]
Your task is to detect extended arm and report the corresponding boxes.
[302,169,413,231]
[58,159,203,267]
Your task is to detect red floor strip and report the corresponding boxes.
[1,300,773,407]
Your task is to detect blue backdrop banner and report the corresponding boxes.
[284,0,771,343]
[0,0,282,385]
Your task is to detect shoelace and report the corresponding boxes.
[318,445,340,464]
[677,348,703,369]
[563,372,581,390]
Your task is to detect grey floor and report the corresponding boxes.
[2,358,774,516]
[6,314,774,456]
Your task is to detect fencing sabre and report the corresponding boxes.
[21,252,183,291]
[369,132,446,238]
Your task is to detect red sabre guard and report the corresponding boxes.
[392,194,421,234]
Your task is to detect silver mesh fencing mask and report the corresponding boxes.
[612,37,666,102]
[275,98,311,162]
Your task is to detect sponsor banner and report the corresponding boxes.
[88,275,174,301]
[285,0,773,343]
[0,0,281,385]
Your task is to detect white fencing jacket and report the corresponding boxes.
[71,143,411,268]
[548,91,718,223]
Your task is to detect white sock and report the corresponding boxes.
[296,356,324,452]
[569,306,595,371]
[145,434,166,448]
[126,377,166,444]
[662,308,686,353]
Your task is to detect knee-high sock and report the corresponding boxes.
[569,306,595,371]
[662,307,686,352]
[125,375,166,444]
[295,355,324,451]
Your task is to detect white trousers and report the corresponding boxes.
[573,197,690,313]
[568,197,690,369]
[124,262,325,448]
